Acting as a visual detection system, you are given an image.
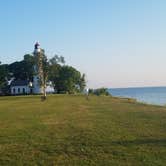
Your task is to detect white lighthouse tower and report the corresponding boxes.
[33,42,43,94]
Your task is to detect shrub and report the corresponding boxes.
[89,88,111,96]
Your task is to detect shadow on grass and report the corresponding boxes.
[112,139,166,146]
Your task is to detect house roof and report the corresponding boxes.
[10,80,29,86]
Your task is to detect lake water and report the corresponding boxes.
[109,87,166,106]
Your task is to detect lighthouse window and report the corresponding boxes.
[18,88,20,93]
[13,88,15,94]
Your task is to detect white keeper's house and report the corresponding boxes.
[10,80,32,95]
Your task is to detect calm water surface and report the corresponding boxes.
[109,87,166,106]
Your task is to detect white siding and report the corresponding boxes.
[11,86,30,95]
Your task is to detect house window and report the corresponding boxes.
[23,88,25,94]
[13,88,15,94]
[18,88,20,93]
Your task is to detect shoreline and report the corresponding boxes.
[112,96,165,107]
[109,87,166,107]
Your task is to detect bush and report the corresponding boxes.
[89,88,111,96]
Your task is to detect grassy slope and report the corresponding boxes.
[0,95,166,165]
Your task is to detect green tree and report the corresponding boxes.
[23,54,35,80]
[92,88,110,96]
[52,66,82,94]
[49,55,65,65]
[42,52,49,98]
[34,49,49,99]
[48,63,61,93]
[48,55,65,93]
[0,63,10,94]
[8,54,34,81]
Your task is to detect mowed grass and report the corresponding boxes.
[0,95,166,165]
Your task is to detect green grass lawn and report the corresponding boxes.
[0,95,166,165]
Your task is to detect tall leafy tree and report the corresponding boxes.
[48,63,61,92]
[42,51,49,98]
[23,54,35,80]
[49,55,65,65]
[8,54,34,81]
[34,49,49,99]
[48,55,65,93]
[48,55,86,93]
[50,65,83,94]
[0,63,10,94]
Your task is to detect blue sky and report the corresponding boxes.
[0,0,166,88]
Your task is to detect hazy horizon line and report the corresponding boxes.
[110,85,166,89]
